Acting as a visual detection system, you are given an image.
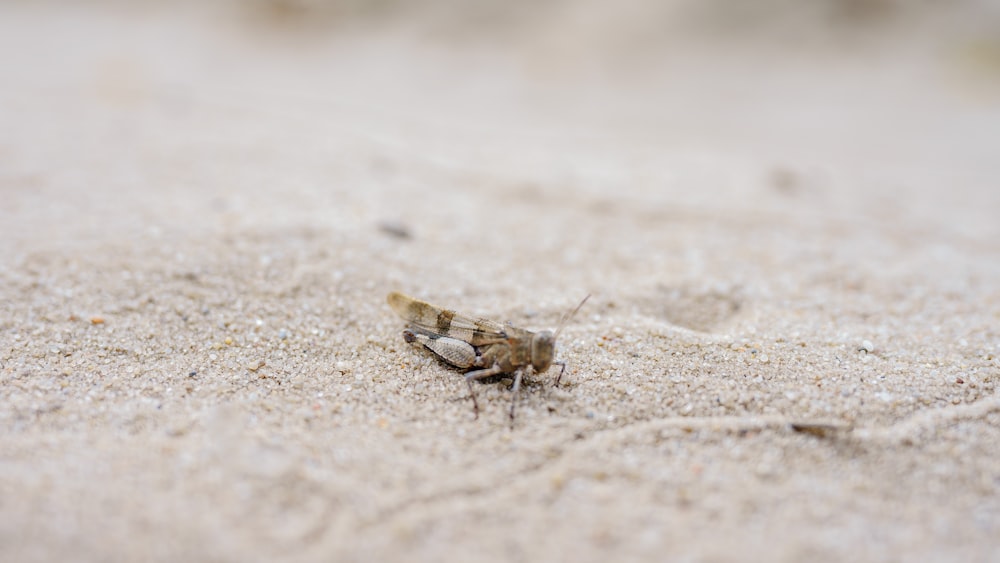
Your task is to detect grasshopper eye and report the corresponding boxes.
[531,331,555,372]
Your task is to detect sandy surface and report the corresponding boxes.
[2,2,1000,561]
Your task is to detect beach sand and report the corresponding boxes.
[2,2,999,561]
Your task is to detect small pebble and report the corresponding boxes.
[378,220,412,239]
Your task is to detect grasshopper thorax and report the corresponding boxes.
[530,330,556,372]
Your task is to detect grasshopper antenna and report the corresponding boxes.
[554,294,591,341]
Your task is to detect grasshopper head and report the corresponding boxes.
[530,294,590,374]
[531,330,556,372]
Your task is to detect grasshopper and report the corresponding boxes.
[386,291,589,424]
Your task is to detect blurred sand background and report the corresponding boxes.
[2,1,999,561]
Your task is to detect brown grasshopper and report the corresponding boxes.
[386,291,589,424]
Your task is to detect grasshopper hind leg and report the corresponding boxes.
[402,329,478,369]
[463,363,504,419]
[508,369,524,428]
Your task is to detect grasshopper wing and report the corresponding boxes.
[387,292,508,345]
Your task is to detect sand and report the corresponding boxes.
[2,2,999,561]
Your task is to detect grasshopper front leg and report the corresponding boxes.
[553,361,567,385]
